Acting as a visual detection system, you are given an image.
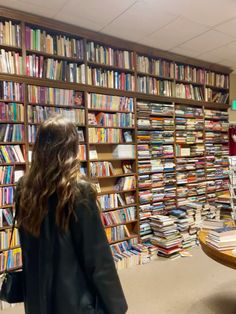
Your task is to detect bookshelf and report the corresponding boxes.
[0,6,232,273]
[87,93,139,244]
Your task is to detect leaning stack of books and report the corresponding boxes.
[206,226,236,251]
[150,215,182,259]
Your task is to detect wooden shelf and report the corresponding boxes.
[28,102,85,110]
[88,108,134,114]
[137,71,174,81]
[28,122,85,127]
[0,141,25,144]
[0,265,22,273]
[138,170,175,175]
[0,225,15,231]
[0,183,17,187]
[138,126,174,131]
[89,142,135,145]
[0,99,23,103]
[0,245,21,252]
[205,129,228,133]
[0,162,25,166]
[176,168,205,172]
[0,44,22,52]
[90,158,136,162]
[102,203,137,212]
[26,49,84,63]
[98,188,136,196]
[175,79,204,86]
[109,234,138,245]
[0,120,24,124]
[175,115,204,119]
[0,204,15,209]
[88,125,134,129]
[138,141,174,145]
[104,220,138,228]
[87,61,135,74]
[205,84,229,91]
[93,173,136,179]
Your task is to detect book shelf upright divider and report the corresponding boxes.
[173,102,178,211]
[133,97,140,241]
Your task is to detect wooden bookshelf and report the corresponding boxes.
[0,6,232,264]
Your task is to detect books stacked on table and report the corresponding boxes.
[206,227,236,251]
[201,219,225,230]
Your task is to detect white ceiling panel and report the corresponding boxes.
[183,30,234,53]
[196,51,225,64]
[140,37,178,51]
[141,17,209,49]
[17,0,66,10]
[0,0,63,17]
[101,1,178,42]
[170,45,200,58]
[215,18,236,39]
[53,13,103,32]
[208,42,236,62]
[55,0,136,28]
[144,0,236,27]
[219,59,236,68]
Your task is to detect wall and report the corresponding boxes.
[228,73,236,122]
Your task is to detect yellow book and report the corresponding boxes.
[1,146,10,163]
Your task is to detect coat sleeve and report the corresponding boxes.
[70,185,128,314]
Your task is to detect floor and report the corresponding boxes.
[3,247,236,314]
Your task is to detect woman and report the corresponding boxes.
[15,115,128,314]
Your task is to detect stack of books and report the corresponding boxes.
[150,215,182,259]
[206,227,236,250]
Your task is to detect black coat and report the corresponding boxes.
[15,181,128,314]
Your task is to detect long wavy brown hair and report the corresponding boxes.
[17,115,85,237]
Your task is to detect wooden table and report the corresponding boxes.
[198,230,236,270]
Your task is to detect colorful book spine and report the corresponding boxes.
[88,93,134,112]
[0,21,21,47]
[0,187,14,206]
[105,225,132,242]
[87,67,135,91]
[0,82,23,101]
[26,55,86,83]
[0,49,23,75]
[28,85,83,107]
[175,84,204,101]
[0,102,24,122]
[0,124,24,142]
[137,76,173,96]
[137,55,174,78]
[0,166,14,184]
[89,128,130,143]
[0,145,25,163]
[27,106,85,124]
[0,228,20,250]
[102,207,136,226]
[0,248,22,272]
[25,26,84,59]
[175,64,205,84]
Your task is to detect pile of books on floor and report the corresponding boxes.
[111,241,159,269]
[206,226,236,251]
[150,215,182,259]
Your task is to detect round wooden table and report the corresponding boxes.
[198,230,236,270]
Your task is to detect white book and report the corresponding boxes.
[13,145,25,162]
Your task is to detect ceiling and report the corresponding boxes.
[2,0,236,72]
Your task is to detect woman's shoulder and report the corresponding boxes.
[75,179,97,202]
